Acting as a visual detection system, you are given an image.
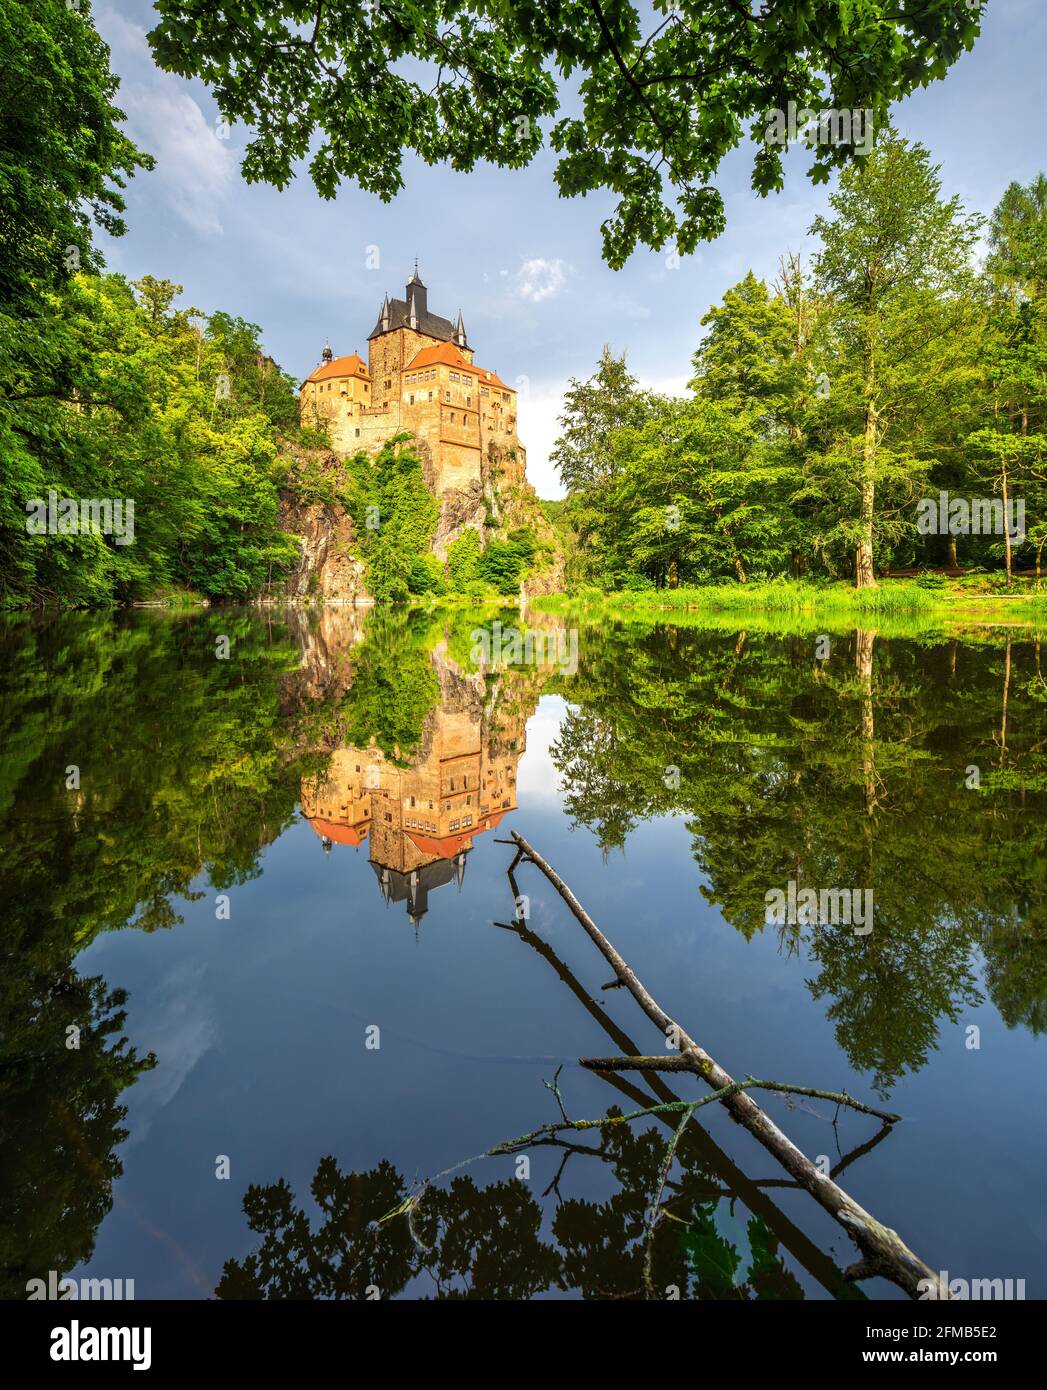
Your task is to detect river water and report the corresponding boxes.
[2,605,1045,1299]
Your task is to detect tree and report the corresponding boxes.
[0,272,302,606]
[971,177,1047,579]
[607,394,801,586]
[551,346,650,572]
[809,133,982,586]
[146,1,985,267]
[0,0,152,311]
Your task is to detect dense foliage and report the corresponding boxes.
[543,620,1047,1091]
[0,3,310,608]
[0,265,310,607]
[555,138,1047,589]
[341,437,443,602]
[146,0,983,267]
[445,524,538,595]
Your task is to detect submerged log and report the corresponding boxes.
[508,829,949,1301]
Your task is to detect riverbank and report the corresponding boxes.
[531,579,1047,630]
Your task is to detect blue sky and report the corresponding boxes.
[96,1,1046,497]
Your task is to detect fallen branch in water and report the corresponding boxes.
[509,829,949,1301]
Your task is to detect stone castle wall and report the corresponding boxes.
[300,306,521,499]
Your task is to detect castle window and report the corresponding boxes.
[481,386,489,395]
[384,379,391,389]
[502,392,509,401]
[450,412,455,421]
[409,395,415,405]
[444,390,450,401]
[428,391,433,401]
[467,396,471,406]
[355,428,360,436]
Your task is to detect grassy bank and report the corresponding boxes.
[531,579,1047,631]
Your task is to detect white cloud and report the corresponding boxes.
[125,961,218,1147]
[99,9,234,236]
[101,8,153,58]
[513,257,568,303]
[121,85,234,236]
[518,370,691,499]
[517,377,567,498]
[516,696,569,805]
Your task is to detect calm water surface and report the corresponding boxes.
[2,606,1045,1299]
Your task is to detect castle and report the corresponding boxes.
[300,267,525,495]
[300,645,530,928]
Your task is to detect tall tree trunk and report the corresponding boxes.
[856,628,878,817]
[999,636,1011,767]
[856,470,877,587]
[856,382,878,588]
[947,535,958,568]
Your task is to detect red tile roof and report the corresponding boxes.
[405,342,512,391]
[306,816,369,847]
[305,353,370,384]
[406,830,476,857]
[404,807,510,857]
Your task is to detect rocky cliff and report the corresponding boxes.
[277,436,563,602]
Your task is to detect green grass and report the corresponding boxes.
[531,579,1047,635]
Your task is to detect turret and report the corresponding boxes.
[321,341,333,363]
[454,310,468,349]
[406,261,427,324]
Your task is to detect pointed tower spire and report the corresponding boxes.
[406,263,426,325]
[380,294,391,331]
[453,310,467,348]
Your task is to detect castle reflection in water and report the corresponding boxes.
[299,623,540,927]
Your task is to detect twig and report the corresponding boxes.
[581,1057,901,1124]
[642,1101,697,1299]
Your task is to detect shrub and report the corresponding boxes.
[446,529,483,591]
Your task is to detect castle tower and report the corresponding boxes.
[299,269,525,496]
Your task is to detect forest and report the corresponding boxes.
[7,4,1039,609]
[551,136,1047,593]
